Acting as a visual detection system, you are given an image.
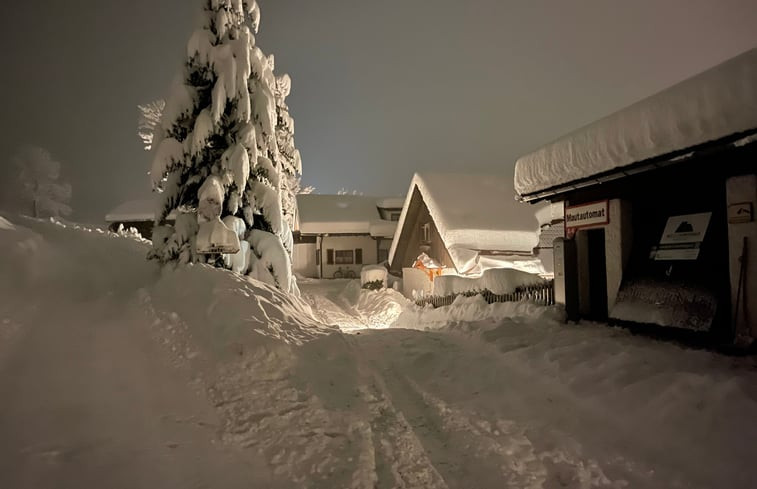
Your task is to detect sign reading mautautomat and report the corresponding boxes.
[651,212,712,261]
[565,200,609,233]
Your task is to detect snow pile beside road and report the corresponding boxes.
[352,285,410,329]
[430,315,757,489]
[146,272,382,487]
[393,294,564,330]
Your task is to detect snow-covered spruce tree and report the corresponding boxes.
[149,0,296,293]
[3,146,72,218]
[273,71,302,236]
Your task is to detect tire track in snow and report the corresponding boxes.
[360,379,448,489]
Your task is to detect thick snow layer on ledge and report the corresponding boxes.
[296,194,392,235]
[390,173,538,273]
[534,202,564,227]
[368,219,397,238]
[433,268,545,296]
[375,197,404,209]
[514,48,757,197]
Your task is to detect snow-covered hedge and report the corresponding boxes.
[433,268,545,297]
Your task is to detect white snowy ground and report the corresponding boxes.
[1,215,756,489]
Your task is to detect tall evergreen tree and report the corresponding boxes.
[149,0,296,293]
[273,72,302,237]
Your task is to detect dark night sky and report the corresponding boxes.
[1,0,756,222]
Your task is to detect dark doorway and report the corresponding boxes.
[586,229,608,320]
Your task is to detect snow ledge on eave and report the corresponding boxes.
[514,48,757,198]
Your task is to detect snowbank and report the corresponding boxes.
[0,216,15,230]
[433,268,545,296]
[515,48,757,197]
[393,294,563,330]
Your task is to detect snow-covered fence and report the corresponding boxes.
[415,281,555,309]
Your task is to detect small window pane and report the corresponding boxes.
[335,250,354,264]
[355,248,363,265]
[327,249,334,265]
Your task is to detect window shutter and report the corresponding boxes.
[355,248,363,265]
[327,249,334,265]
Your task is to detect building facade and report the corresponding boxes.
[293,194,400,279]
[514,49,757,345]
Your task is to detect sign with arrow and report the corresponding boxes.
[728,202,753,224]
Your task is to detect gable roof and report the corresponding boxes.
[514,48,757,199]
[296,194,398,236]
[389,173,538,273]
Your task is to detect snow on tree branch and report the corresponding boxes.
[137,100,165,151]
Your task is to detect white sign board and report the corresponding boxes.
[196,218,241,254]
[659,212,711,245]
[565,200,609,231]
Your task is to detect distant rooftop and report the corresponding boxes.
[296,194,398,236]
[105,199,156,222]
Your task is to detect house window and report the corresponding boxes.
[355,248,363,265]
[390,212,401,221]
[335,250,354,264]
[327,249,334,265]
[422,223,431,243]
[316,249,321,265]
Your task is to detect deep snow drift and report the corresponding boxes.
[2,215,757,489]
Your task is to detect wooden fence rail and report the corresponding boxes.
[414,281,555,309]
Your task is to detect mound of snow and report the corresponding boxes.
[150,265,336,354]
[0,216,16,230]
[433,268,545,296]
[393,294,564,331]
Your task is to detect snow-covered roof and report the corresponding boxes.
[376,197,405,209]
[389,173,539,274]
[105,199,155,222]
[296,194,398,237]
[105,199,176,223]
[514,48,757,198]
[369,219,398,238]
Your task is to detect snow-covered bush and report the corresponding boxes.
[360,264,388,288]
[362,280,383,291]
[2,146,72,218]
[148,0,299,294]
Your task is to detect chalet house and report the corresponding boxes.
[389,173,541,284]
[293,194,402,279]
[105,199,175,239]
[514,48,757,345]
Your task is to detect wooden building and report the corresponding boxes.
[389,173,541,280]
[514,48,757,345]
